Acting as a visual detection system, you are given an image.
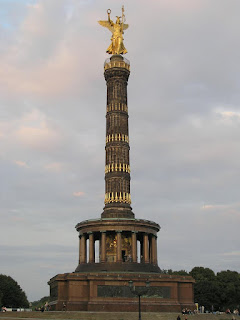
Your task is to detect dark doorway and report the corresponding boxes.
[122,250,126,262]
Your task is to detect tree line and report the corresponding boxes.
[1,268,240,311]
[163,267,240,311]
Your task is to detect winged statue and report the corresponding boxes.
[98,7,129,55]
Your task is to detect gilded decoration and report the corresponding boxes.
[122,234,132,261]
[105,192,131,204]
[106,134,129,143]
[105,163,130,173]
[98,6,128,55]
[106,233,117,262]
[105,233,132,262]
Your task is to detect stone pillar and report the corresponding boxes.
[102,55,134,220]
[143,233,149,263]
[151,235,158,265]
[78,235,81,264]
[89,232,95,263]
[100,231,106,263]
[131,231,137,263]
[140,238,143,263]
[116,231,122,262]
[80,234,86,264]
[149,235,152,263]
[155,235,158,265]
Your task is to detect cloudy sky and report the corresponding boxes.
[1,0,240,302]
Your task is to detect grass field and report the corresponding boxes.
[0,312,235,320]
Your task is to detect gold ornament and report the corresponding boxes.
[98,6,128,55]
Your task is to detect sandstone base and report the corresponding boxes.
[48,271,195,312]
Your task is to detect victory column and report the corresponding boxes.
[48,7,195,312]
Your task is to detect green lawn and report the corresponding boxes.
[0,312,235,320]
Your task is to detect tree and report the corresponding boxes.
[190,267,216,282]
[216,270,240,310]
[31,296,50,310]
[0,275,29,308]
[189,267,219,311]
[172,270,189,276]
[161,269,189,276]
[161,267,240,311]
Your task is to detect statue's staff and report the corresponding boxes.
[122,6,125,33]
[107,8,111,22]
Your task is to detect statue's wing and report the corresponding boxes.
[123,23,129,30]
[98,20,114,33]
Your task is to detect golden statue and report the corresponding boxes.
[98,6,128,55]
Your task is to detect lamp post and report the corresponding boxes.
[129,280,150,320]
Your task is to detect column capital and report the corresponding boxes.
[79,233,86,238]
[116,230,122,233]
[100,230,107,233]
[131,231,138,234]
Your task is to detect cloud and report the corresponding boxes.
[44,162,63,172]
[16,124,59,150]
[220,111,240,118]
[0,0,102,99]
[222,251,240,257]
[0,109,62,153]
[10,216,25,223]
[73,191,85,197]
[215,109,240,123]
[201,204,216,210]
[14,160,29,168]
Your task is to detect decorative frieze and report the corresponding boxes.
[107,103,128,113]
[104,59,130,71]
[105,192,131,204]
[105,163,130,173]
[106,134,129,144]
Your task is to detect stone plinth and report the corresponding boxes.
[48,272,195,312]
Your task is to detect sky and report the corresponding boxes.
[1,0,240,302]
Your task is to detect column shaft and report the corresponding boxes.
[131,232,137,263]
[151,235,157,264]
[155,236,158,265]
[117,231,122,262]
[140,239,143,263]
[80,234,86,264]
[143,233,149,263]
[89,233,95,263]
[101,232,106,262]
[78,235,81,264]
[149,236,152,263]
